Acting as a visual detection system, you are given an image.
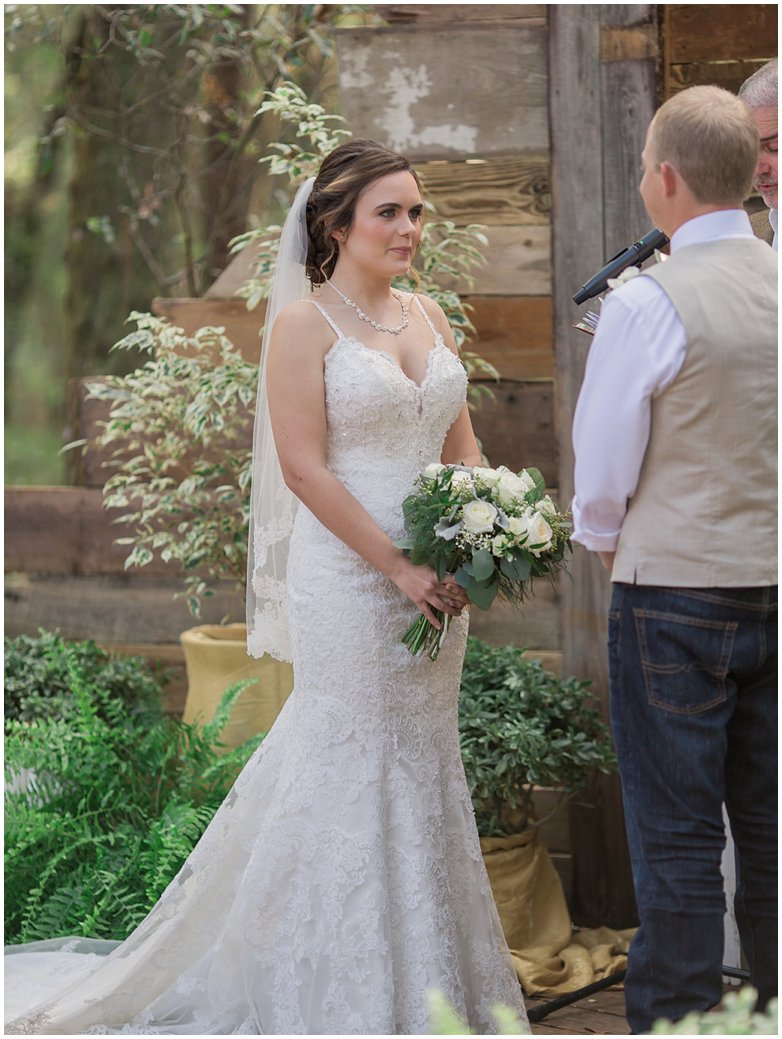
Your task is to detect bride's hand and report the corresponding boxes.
[390,558,468,628]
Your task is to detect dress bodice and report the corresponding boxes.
[316,300,468,538]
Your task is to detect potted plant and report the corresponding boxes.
[74,84,495,746]
[458,636,621,994]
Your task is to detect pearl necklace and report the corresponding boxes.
[328,281,410,335]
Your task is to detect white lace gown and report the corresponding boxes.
[4,300,528,1035]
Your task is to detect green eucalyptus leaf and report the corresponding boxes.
[471,549,495,582]
[466,577,498,611]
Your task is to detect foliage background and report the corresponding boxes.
[4,4,373,485]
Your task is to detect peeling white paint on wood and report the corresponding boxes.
[375,64,479,155]
[336,25,548,159]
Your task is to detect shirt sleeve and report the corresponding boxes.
[571,277,686,552]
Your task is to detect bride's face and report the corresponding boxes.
[335,170,424,277]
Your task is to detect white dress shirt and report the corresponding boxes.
[770,207,778,251]
[571,209,755,551]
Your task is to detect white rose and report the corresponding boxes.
[492,533,509,555]
[507,514,533,543]
[423,462,445,479]
[528,512,554,553]
[472,466,501,489]
[497,470,534,508]
[537,495,557,517]
[461,499,498,534]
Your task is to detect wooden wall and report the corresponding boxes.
[662,5,777,98]
[335,4,562,655]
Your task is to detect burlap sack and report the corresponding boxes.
[180,624,293,750]
[481,829,634,995]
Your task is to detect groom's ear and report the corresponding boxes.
[659,161,679,197]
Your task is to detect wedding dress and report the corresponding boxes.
[4,299,528,1035]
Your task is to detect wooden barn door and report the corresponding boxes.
[549,4,658,928]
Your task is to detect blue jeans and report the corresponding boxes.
[608,583,777,1033]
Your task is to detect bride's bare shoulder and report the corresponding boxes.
[271,299,335,352]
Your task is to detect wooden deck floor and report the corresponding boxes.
[528,984,630,1035]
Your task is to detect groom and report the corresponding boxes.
[571,86,777,1033]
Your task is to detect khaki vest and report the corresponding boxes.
[749,207,774,246]
[612,236,778,587]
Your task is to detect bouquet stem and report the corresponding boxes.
[402,610,451,661]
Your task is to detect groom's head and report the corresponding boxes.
[639,86,759,236]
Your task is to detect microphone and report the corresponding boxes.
[572,228,669,305]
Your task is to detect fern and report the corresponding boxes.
[5,636,263,944]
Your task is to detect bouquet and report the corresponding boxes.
[396,463,571,659]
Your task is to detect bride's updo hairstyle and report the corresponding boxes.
[305,138,422,285]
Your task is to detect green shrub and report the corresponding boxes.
[4,630,164,724]
[5,642,262,943]
[459,638,616,836]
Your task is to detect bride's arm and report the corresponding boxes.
[266,303,466,625]
[417,296,483,468]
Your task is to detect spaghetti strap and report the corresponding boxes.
[414,296,439,342]
[308,300,344,340]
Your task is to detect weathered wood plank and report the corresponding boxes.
[151,295,554,376]
[4,572,244,645]
[531,1000,630,1034]
[603,22,659,261]
[666,4,777,64]
[601,22,658,63]
[548,0,614,826]
[73,315,552,490]
[206,157,552,297]
[470,380,558,487]
[3,486,156,575]
[531,1001,629,1035]
[549,4,654,929]
[528,985,629,1035]
[336,24,549,160]
[208,222,551,304]
[668,58,772,96]
[4,570,561,660]
[435,225,551,296]
[152,297,264,362]
[468,579,561,653]
[377,4,546,24]
[419,157,550,226]
[587,6,655,930]
[468,296,553,381]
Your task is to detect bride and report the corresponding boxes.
[5,138,529,1035]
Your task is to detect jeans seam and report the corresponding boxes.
[634,608,739,631]
[758,619,767,670]
[618,585,778,613]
